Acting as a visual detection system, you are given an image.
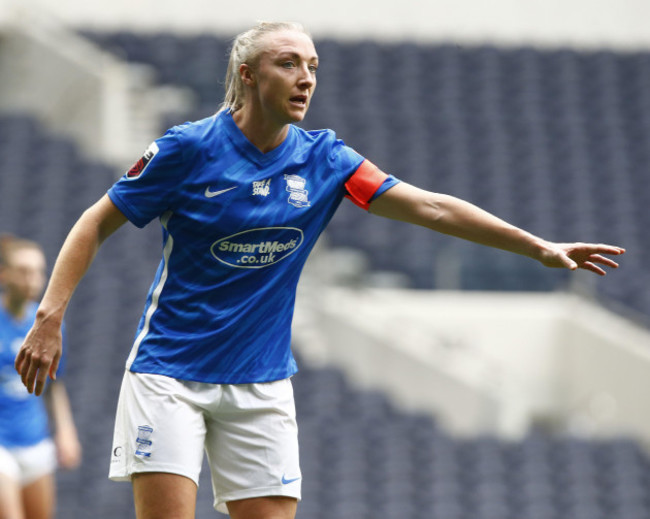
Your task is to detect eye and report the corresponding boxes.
[309,64,318,73]
[282,61,295,69]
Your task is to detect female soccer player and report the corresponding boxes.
[0,236,81,519]
[15,22,624,519]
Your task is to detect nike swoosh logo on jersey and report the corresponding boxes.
[204,186,237,198]
[281,474,301,485]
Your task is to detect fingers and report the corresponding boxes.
[566,244,625,275]
[589,254,620,269]
[34,365,51,396]
[538,242,623,273]
[580,261,607,276]
[15,323,62,396]
[571,243,625,255]
[17,348,56,396]
[573,253,621,275]
[590,244,626,255]
[14,348,26,375]
[49,351,61,382]
[563,257,578,271]
[29,367,50,396]
[22,354,40,394]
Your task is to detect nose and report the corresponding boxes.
[297,63,315,89]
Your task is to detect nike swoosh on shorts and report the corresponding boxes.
[281,475,301,485]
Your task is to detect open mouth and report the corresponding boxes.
[290,95,308,106]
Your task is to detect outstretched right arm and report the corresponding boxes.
[15,195,127,396]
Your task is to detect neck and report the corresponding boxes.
[2,293,27,320]
[231,107,290,154]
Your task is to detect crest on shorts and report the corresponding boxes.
[135,425,153,457]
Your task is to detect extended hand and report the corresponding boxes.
[538,242,625,275]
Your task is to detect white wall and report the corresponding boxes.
[0,6,194,167]
[12,0,650,49]
[293,282,650,445]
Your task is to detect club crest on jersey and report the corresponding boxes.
[252,178,271,197]
[126,142,159,179]
[284,174,310,208]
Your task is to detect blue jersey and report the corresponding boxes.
[0,303,65,447]
[108,111,399,384]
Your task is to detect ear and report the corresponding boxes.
[239,63,256,86]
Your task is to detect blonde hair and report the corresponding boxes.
[219,21,311,114]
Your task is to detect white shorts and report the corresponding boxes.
[0,439,56,486]
[109,371,301,514]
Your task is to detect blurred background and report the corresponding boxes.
[1,0,649,517]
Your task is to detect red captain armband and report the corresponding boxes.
[344,160,389,210]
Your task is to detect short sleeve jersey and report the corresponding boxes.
[108,111,399,384]
[0,303,66,447]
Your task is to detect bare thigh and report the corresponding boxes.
[227,496,297,519]
[132,472,198,519]
[21,474,54,519]
[0,473,23,519]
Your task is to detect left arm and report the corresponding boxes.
[369,182,625,275]
[44,381,82,469]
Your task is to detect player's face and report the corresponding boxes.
[0,248,46,303]
[251,30,318,126]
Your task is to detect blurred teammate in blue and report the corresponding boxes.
[0,235,81,519]
[15,21,624,519]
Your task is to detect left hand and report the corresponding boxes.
[538,242,625,275]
